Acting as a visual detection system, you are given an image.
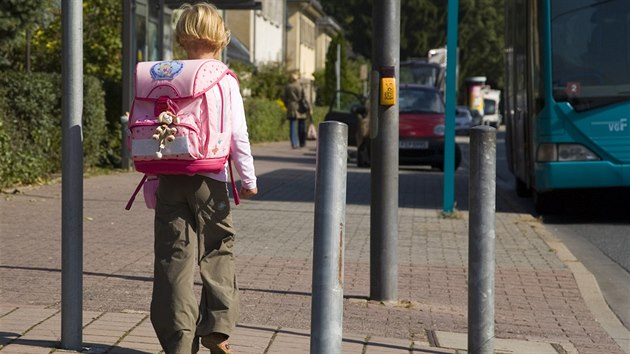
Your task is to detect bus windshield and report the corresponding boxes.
[551,0,630,111]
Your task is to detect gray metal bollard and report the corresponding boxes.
[310,121,348,354]
[120,114,131,170]
[468,125,497,354]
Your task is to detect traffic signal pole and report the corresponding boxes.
[370,0,400,302]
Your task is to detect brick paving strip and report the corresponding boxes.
[1,141,628,353]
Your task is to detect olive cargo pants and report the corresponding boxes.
[151,175,239,354]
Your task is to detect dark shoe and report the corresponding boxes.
[201,333,233,354]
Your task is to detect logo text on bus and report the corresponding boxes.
[592,118,627,132]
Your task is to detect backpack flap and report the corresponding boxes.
[135,59,229,100]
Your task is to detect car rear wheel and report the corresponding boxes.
[433,144,462,171]
[357,141,371,167]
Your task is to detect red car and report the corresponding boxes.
[354,85,461,170]
[398,84,461,170]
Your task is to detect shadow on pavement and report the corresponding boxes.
[251,168,467,210]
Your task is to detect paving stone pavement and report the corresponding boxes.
[1,139,628,354]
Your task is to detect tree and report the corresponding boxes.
[31,0,122,82]
[0,0,55,71]
[457,0,504,89]
[318,34,365,105]
[318,0,372,60]
[318,0,505,94]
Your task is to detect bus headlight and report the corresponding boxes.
[537,143,600,162]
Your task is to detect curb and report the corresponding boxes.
[529,217,630,354]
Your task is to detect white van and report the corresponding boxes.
[481,88,502,128]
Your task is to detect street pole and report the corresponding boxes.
[443,0,459,214]
[370,0,400,302]
[310,122,348,354]
[468,126,497,354]
[61,0,83,350]
[121,0,135,170]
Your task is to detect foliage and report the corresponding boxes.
[243,97,326,144]
[243,98,287,143]
[0,0,55,71]
[30,0,123,82]
[229,60,287,101]
[0,72,108,188]
[457,0,504,89]
[319,0,505,93]
[318,0,373,62]
[315,35,369,106]
[26,0,124,167]
[400,0,444,60]
[318,35,367,105]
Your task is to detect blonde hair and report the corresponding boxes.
[288,70,300,83]
[176,3,231,54]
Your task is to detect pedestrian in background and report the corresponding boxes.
[283,70,310,149]
[151,3,258,354]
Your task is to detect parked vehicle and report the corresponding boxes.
[481,87,502,127]
[354,85,462,170]
[455,105,474,135]
[504,0,630,213]
[400,59,445,92]
[323,91,368,147]
[470,109,483,126]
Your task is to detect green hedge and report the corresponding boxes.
[243,98,327,143]
[244,97,287,143]
[0,72,108,188]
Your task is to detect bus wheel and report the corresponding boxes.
[515,178,531,197]
[534,191,558,215]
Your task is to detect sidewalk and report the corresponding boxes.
[1,139,628,354]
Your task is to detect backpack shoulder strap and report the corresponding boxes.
[125,174,148,210]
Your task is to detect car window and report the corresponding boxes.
[400,88,445,114]
[483,99,496,115]
[456,107,471,117]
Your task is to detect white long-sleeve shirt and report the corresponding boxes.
[203,74,257,190]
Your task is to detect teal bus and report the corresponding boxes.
[504,0,630,213]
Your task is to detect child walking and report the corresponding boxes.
[150,3,257,353]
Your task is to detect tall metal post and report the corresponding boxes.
[61,0,83,350]
[370,0,400,302]
[310,122,348,354]
[443,0,459,214]
[158,0,165,59]
[120,0,137,170]
[468,126,496,354]
[121,0,135,170]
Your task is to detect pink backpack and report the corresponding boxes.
[125,59,239,209]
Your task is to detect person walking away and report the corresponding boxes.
[151,3,258,353]
[283,70,310,148]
